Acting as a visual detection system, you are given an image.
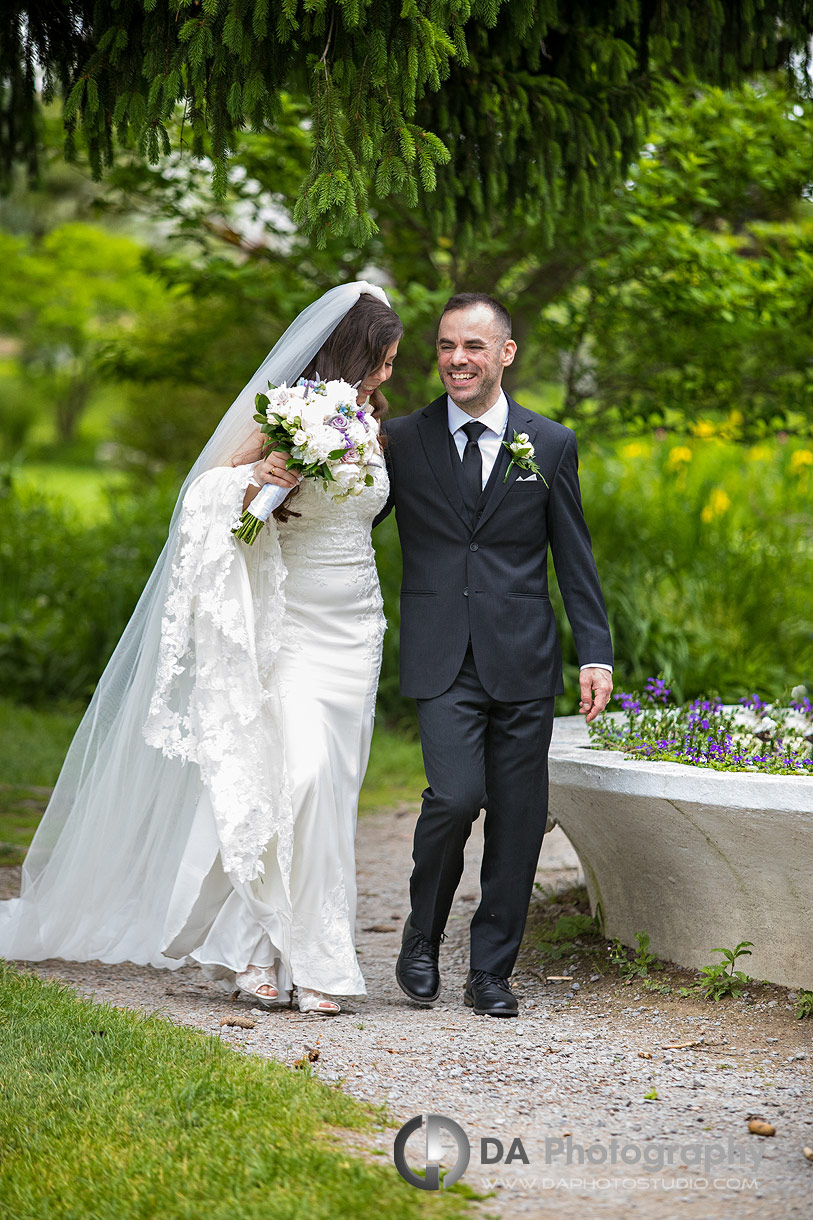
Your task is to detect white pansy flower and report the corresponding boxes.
[785,710,811,734]
[791,684,809,701]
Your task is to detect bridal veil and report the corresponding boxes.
[0,281,390,968]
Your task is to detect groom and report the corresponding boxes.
[374,293,613,1017]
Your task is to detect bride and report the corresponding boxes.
[0,282,402,1016]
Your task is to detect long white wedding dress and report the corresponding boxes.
[156,452,389,999]
[0,445,388,1001]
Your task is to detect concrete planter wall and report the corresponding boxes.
[547,716,813,990]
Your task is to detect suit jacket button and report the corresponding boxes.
[469,542,479,551]
[463,588,468,597]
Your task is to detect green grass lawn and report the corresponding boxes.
[0,962,470,1220]
[0,701,425,864]
[359,727,425,813]
[13,463,131,521]
[0,700,84,864]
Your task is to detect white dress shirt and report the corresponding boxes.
[447,391,509,488]
[446,389,612,676]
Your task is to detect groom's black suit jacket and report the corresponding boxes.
[374,393,613,702]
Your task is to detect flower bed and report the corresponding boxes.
[587,679,813,775]
[547,698,813,990]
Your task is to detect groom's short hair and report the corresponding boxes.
[442,293,512,340]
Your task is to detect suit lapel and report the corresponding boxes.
[473,396,538,534]
[416,396,471,530]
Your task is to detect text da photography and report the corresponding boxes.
[392,1113,765,1193]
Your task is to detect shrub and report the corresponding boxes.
[554,437,813,704]
[0,474,174,702]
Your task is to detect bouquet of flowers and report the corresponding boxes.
[232,377,378,544]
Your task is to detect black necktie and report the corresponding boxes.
[460,420,487,516]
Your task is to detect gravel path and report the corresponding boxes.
[4,809,812,1219]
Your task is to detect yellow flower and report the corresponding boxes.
[718,409,744,441]
[790,449,813,475]
[666,446,692,472]
[748,443,772,463]
[621,441,648,459]
[691,419,716,438]
[700,487,731,523]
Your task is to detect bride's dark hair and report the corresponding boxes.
[301,291,402,422]
[266,291,402,521]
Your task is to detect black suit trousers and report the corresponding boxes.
[411,645,555,978]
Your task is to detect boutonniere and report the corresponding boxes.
[503,431,548,485]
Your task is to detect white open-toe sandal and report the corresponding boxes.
[235,964,281,1007]
[297,988,341,1015]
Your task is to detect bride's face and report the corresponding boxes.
[356,340,399,404]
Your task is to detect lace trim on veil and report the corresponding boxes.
[144,464,293,884]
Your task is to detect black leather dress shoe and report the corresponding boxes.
[463,969,518,1017]
[396,914,441,1004]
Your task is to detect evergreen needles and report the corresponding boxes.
[3,2,813,243]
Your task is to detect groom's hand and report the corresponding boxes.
[579,667,613,723]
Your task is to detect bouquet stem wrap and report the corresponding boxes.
[233,483,292,544]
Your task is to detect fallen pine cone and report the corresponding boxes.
[748,1120,775,1137]
[220,1014,256,1029]
[293,1048,321,1070]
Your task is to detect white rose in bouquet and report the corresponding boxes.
[332,461,362,495]
[321,379,357,410]
[305,424,345,464]
[345,416,368,445]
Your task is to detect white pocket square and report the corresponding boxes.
[516,473,537,482]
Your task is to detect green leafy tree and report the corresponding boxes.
[0,222,166,442]
[95,77,813,447]
[535,79,813,437]
[3,2,813,244]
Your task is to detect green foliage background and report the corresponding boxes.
[2,432,810,723]
[8,1,813,243]
[0,75,811,734]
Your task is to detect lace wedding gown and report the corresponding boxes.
[0,451,388,1001]
[154,452,389,1000]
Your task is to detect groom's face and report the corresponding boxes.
[436,304,517,416]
